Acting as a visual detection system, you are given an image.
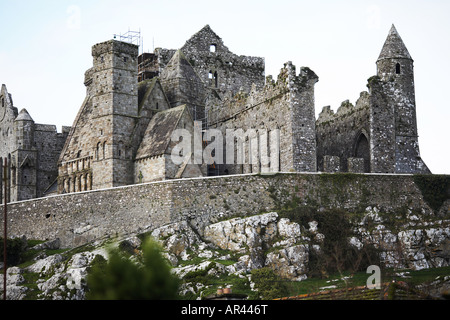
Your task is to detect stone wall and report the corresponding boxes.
[206,62,318,175]
[316,93,371,173]
[1,173,447,249]
[180,25,265,96]
[1,85,69,202]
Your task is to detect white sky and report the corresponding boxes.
[0,0,448,174]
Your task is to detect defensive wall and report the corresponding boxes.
[1,173,449,248]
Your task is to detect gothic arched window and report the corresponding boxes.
[396,63,401,74]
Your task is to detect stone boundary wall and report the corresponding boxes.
[0,173,445,248]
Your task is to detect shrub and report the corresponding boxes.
[0,237,27,266]
[86,238,179,300]
[413,174,449,212]
[250,267,289,300]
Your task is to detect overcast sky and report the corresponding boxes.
[0,0,448,174]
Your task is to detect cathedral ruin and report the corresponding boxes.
[0,24,431,203]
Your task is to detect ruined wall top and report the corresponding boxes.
[180,25,265,95]
[206,61,318,126]
[316,91,370,125]
[92,39,139,57]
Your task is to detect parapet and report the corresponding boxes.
[316,91,370,125]
[91,39,139,57]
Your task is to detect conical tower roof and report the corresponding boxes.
[377,25,412,62]
[15,108,34,121]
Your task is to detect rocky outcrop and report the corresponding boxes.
[1,206,449,300]
[202,212,308,280]
[0,239,109,300]
[356,206,450,270]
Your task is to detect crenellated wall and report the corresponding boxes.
[316,92,371,173]
[206,62,318,175]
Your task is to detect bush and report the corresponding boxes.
[0,237,27,266]
[250,267,289,300]
[281,208,380,277]
[414,174,449,212]
[86,238,180,300]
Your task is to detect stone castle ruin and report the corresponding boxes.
[0,24,431,203]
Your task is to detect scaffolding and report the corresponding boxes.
[113,29,142,54]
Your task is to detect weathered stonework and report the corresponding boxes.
[1,172,448,249]
[1,24,432,204]
[0,85,69,202]
[206,62,318,175]
[316,25,430,174]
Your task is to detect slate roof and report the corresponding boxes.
[159,49,203,84]
[135,104,188,160]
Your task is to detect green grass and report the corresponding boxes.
[281,266,450,298]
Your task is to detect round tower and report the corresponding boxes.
[376,24,417,138]
[13,108,37,200]
[14,108,35,150]
[371,25,430,173]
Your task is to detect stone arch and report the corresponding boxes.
[96,142,101,160]
[85,173,91,191]
[353,130,370,173]
[102,141,107,159]
[67,177,71,193]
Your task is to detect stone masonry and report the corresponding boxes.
[1,24,432,203]
[316,25,430,174]
[0,85,69,202]
[0,173,447,249]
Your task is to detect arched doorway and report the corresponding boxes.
[354,132,370,173]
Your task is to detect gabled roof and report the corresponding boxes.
[377,24,412,62]
[181,25,230,54]
[19,154,34,168]
[135,104,190,160]
[138,77,170,112]
[159,49,204,84]
[58,96,90,163]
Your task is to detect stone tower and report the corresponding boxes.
[369,25,430,173]
[89,40,139,189]
[11,109,37,200]
[58,40,139,193]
